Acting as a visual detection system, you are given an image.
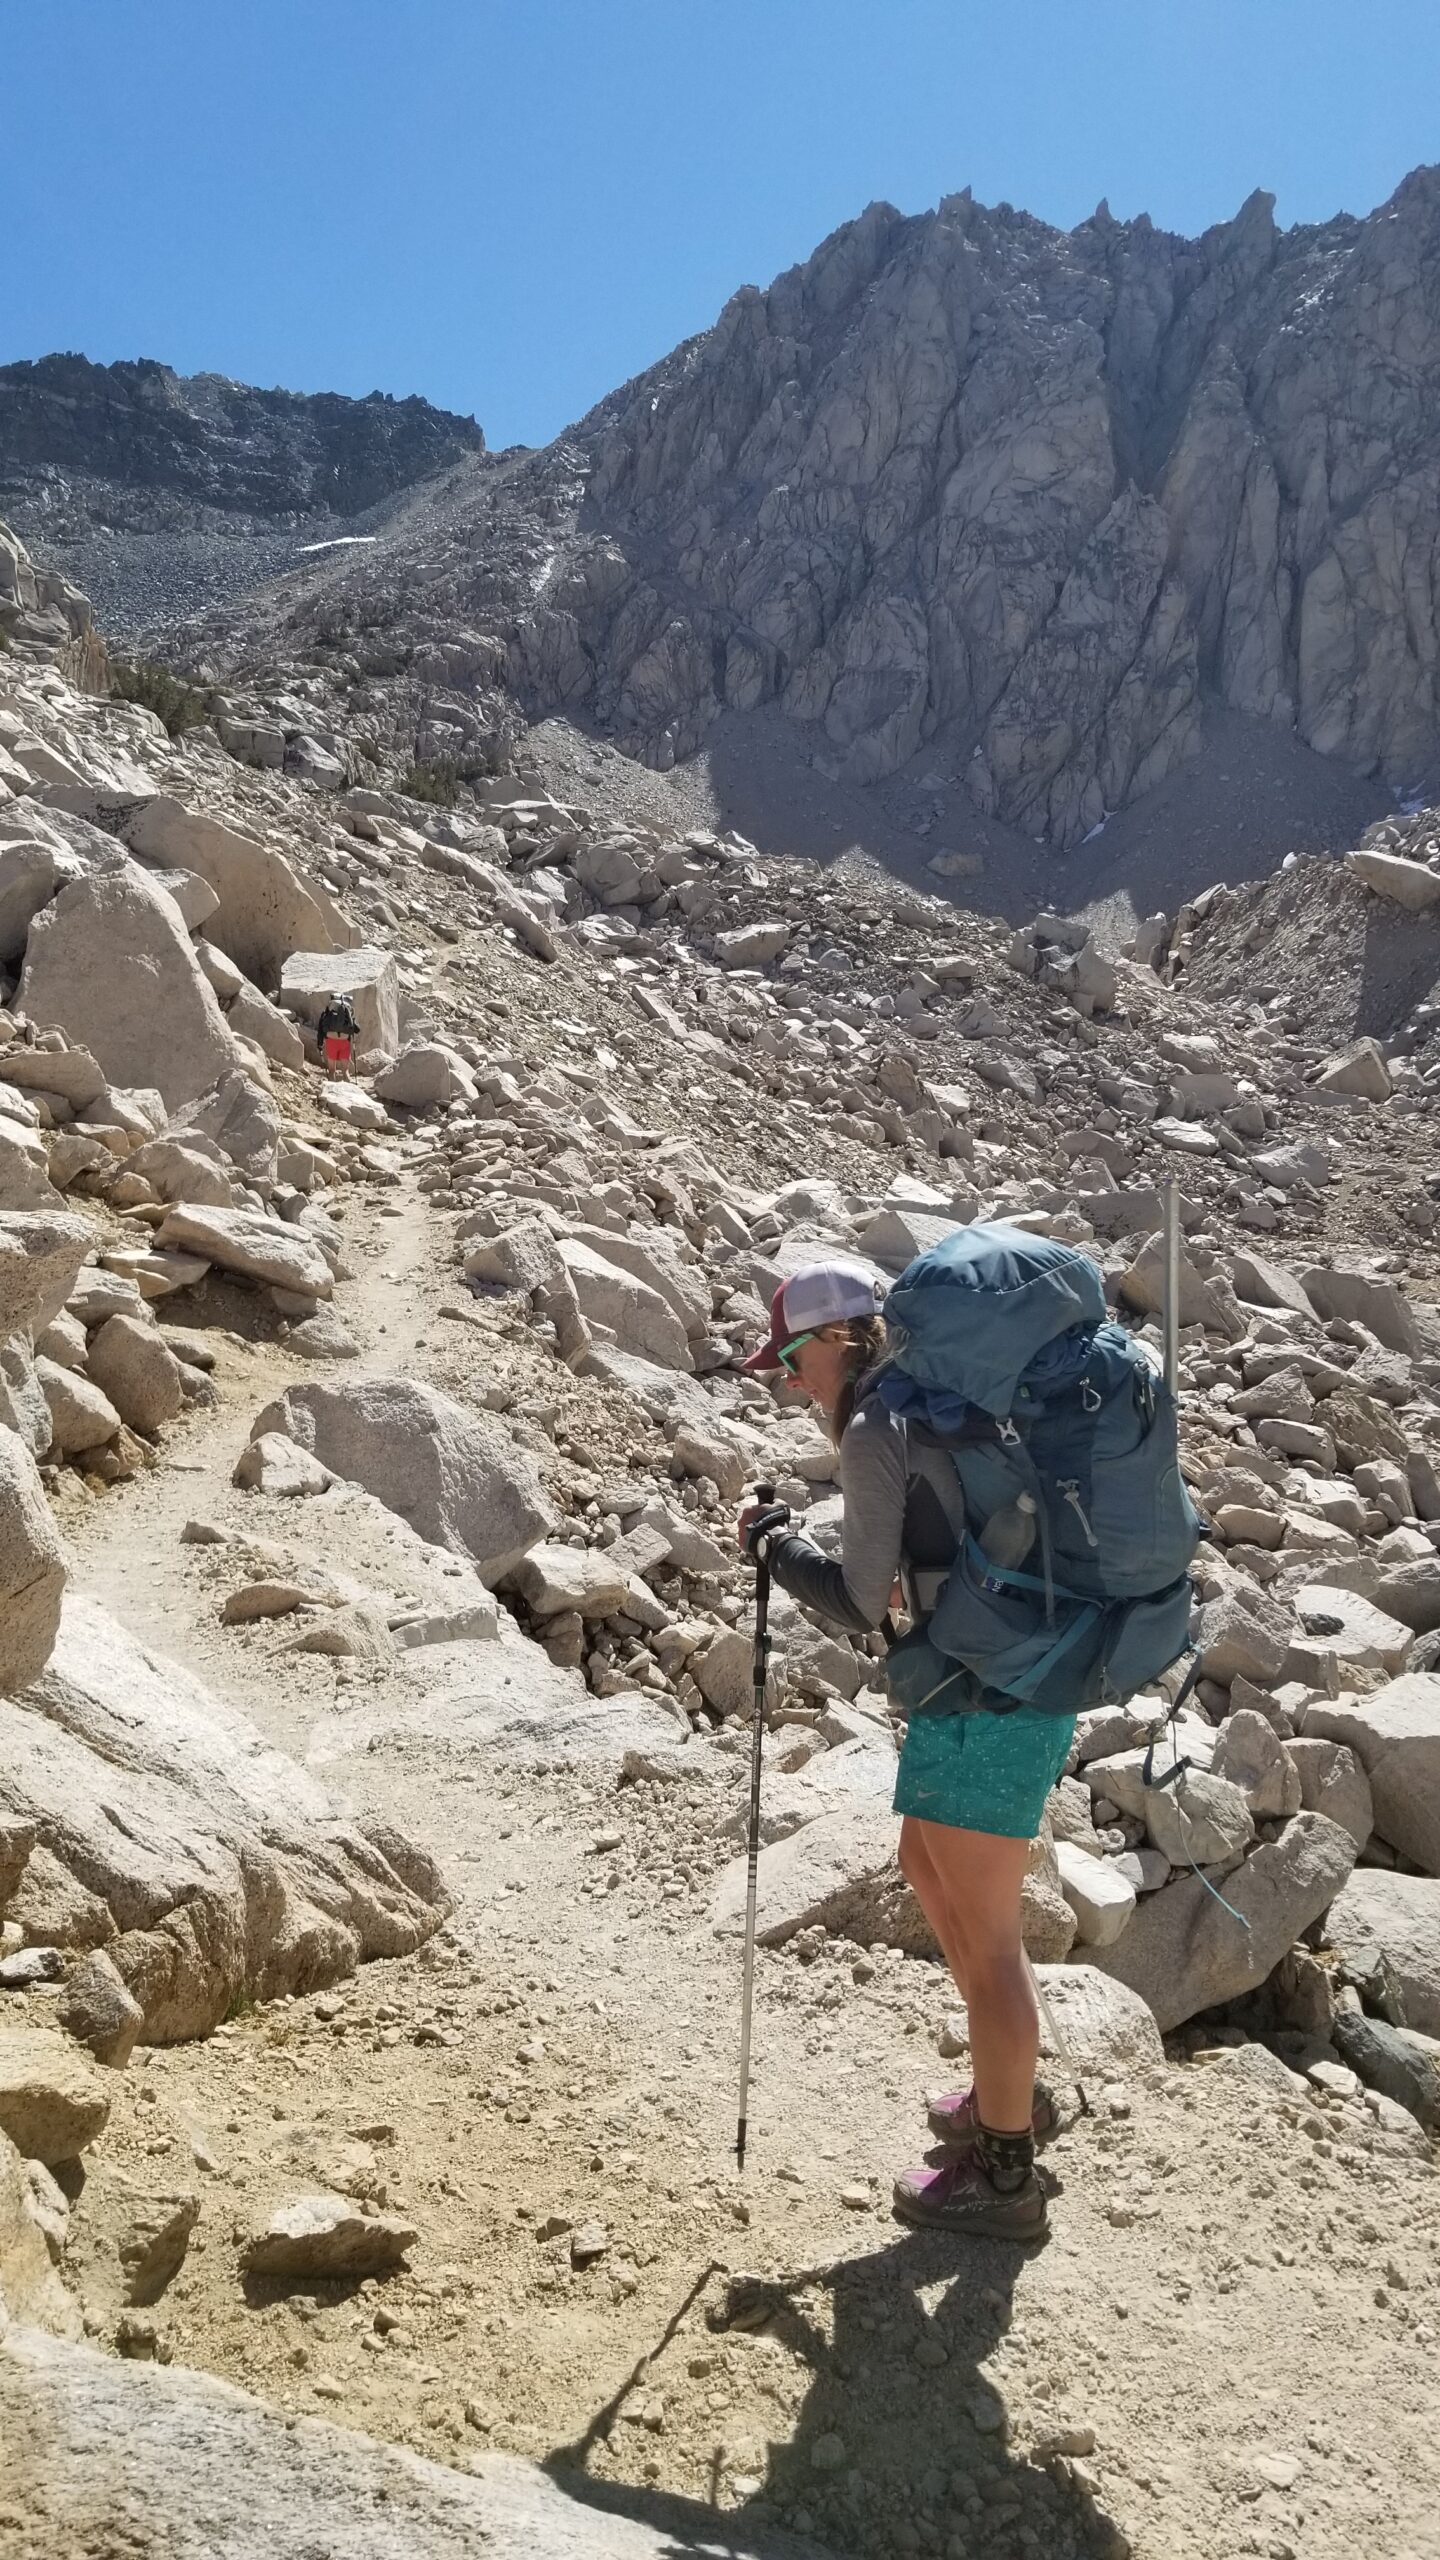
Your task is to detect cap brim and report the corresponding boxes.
[741,1332,787,1374]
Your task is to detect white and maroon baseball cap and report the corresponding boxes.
[743,1259,884,1373]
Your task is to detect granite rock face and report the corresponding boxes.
[2,2332,829,2560]
[495,171,1440,841]
[0,521,105,690]
[0,355,483,524]
[0,1595,449,2043]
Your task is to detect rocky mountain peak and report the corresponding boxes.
[7,169,1440,875]
[0,354,485,522]
[165,164,1437,866]
[0,355,487,634]
[489,166,1436,843]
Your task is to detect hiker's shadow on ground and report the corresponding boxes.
[543,2215,1122,2558]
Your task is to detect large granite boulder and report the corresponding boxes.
[1087,1812,1358,2030]
[122,795,355,990]
[18,862,249,1110]
[248,1377,556,1584]
[154,1204,332,1302]
[279,946,399,1061]
[0,2126,80,2338]
[1,2330,824,2557]
[0,1423,69,1693]
[1303,1678,1440,1874]
[0,1595,448,2042]
[710,1804,1076,1962]
[1324,1868,1440,2038]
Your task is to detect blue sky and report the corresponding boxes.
[6,0,1437,450]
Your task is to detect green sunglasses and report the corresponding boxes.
[776,1330,819,1374]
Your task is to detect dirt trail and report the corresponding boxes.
[51,1152,1440,2560]
[62,1165,439,1671]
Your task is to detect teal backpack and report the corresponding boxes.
[876,1224,1201,1719]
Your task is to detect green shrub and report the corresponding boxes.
[109,658,214,738]
[400,758,460,807]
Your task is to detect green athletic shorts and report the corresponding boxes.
[892,1704,1078,1839]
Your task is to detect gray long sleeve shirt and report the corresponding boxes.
[765,1392,964,1634]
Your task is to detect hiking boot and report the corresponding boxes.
[926,2078,1060,2154]
[892,2151,1048,2242]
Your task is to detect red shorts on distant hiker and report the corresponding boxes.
[317,996,358,1078]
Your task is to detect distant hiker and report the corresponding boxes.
[739,1230,1198,2242]
[316,992,358,1080]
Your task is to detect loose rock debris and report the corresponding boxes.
[0,517,1436,2559]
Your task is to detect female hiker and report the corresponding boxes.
[736,1258,1072,2242]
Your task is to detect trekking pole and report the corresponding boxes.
[1162,1177,1181,1396]
[735,1482,775,2173]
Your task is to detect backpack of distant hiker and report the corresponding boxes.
[874,1223,1202,1719]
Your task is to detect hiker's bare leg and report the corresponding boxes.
[914,1819,1038,2131]
[898,1816,970,1998]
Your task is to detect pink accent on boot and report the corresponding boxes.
[926,2079,1059,2153]
[893,2150,1048,2240]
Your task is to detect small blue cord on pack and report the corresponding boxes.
[1178,1856,1253,1930]
[1166,1790,1254,1932]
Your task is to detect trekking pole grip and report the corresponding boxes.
[747,1484,776,1564]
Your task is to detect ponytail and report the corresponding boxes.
[830,1315,886,1446]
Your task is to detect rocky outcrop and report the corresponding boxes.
[18,861,251,1110]
[1,2330,820,2560]
[0,521,105,692]
[0,354,485,520]
[220,167,1440,850]
[514,170,1440,839]
[0,360,486,634]
[0,1595,449,2042]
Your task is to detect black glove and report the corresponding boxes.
[744,1502,792,1560]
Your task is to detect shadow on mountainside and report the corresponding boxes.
[543,2221,1120,2560]
[1354,899,1440,1039]
[696,701,1393,937]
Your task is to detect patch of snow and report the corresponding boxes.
[296,536,379,555]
